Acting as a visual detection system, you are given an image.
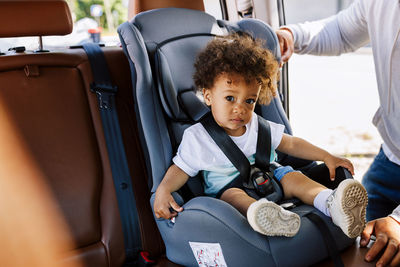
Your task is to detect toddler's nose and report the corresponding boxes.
[233,103,245,114]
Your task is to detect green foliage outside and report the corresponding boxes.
[72,0,128,31]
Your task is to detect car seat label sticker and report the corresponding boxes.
[189,242,227,267]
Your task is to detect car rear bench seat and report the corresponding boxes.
[0,1,166,266]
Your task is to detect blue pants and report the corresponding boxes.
[362,147,400,221]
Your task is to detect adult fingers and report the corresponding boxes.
[389,246,400,267]
[365,233,388,262]
[361,220,375,247]
[280,39,291,62]
[376,239,399,267]
[275,29,294,62]
[277,33,285,55]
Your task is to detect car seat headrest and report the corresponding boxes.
[132,8,282,123]
[132,0,204,14]
[217,19,281,63]
[237,19,281,63]
[0,0,73,38]
[132,8,220,53]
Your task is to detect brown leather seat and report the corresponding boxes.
[0,1,164,266]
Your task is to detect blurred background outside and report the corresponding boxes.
[0,0,128,51]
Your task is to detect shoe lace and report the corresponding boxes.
[325,189,337,209]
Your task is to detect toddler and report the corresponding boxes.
[153,33,368,238]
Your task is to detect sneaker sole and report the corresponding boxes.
[253,202,300,237]
[341,182,368,238]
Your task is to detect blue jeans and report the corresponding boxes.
[362,147,400,221]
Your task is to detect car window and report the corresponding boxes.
[203,0,223,20]
[0,0,126,52]
[284,0,380,182]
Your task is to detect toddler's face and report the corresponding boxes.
[203,73,260,136]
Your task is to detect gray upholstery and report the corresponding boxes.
[156,35,211,121]
[118,7,352,266]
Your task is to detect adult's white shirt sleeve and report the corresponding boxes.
[172,129,202,177]
[284,0,370,56]
[389,205,400,224]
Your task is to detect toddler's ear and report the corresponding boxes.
[203,88,212,105]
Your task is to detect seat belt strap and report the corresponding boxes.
[256,115,272,171]
[306,213,344,267]
[82,43,141,261]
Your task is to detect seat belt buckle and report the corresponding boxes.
[90,82,118,94]
[250,167,274,197]
[90,83,118,109]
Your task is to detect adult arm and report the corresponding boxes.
[278,0,370,57]
[360,205,400,267]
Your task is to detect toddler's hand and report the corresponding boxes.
[154,189,183,219]
[323,154,354,181]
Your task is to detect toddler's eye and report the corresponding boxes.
[246,99,256,104]
[225,96,234,102]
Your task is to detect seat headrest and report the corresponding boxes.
[0,0,72,37]
[133,8,218,49]
[149,12,281,123]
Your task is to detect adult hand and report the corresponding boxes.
[360,216,400,267]
[275,28,295,64]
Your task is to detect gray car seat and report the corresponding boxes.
[118,8,353,266]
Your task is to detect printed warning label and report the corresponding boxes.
[189,242,227,267]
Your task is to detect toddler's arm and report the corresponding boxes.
[277,134,354,180]
[154,164,189,219]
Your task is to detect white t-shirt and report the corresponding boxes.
[173,113,285,197]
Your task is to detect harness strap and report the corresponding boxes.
[256,115,272,171]
[82,43,142,262]
[306,213,344,267]
[200,112,250,181]
[200,113,272,186]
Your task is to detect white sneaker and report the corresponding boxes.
[247,198,301,237]
[327,179,368,238]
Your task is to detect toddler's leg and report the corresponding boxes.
[280,172,368,238]
[280,171,327,205]
[326,179,368,238]
[220,188,300,237]
[220,187,255,216]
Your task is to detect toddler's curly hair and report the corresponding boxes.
[193,33,279,105]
